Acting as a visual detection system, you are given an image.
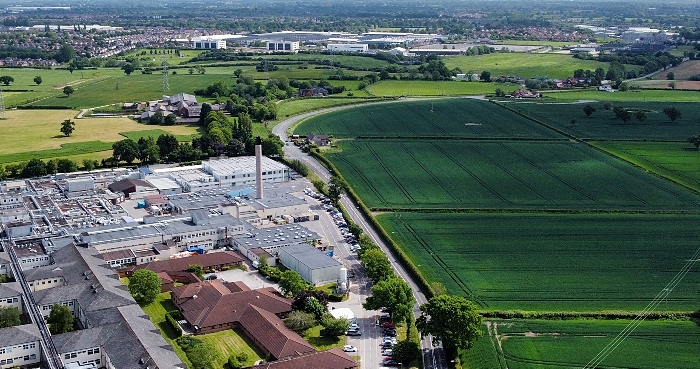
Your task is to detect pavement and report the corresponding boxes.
[272,102,448,369]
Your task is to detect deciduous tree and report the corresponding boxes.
[417,295,482,351]
[62,86,74,97]
[0,306,21,328]
[60,119,75,136]
[663,107,682,122]
[128,269,161,305]
[363,277,415,323]
[320,313,350,337]
[391,340,421,364]
[33,76,42,85]
[47,304,74,334]
[279,270,309,297]
[157,134,179,162]
[283,311,317,333]
[635,110,647,123]
[112,139,139,164]
[0,76,14,85]
[361,248,394,283]
[583,104,596,118]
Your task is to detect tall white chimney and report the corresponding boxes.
[255,136,263,199]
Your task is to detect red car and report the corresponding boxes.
[380,322,394,328]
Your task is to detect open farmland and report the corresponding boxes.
[463,320,700,369]
[378,212,700,311]
[327,139,700,210]
[366,80,514,96]
[442,53,639,80]
[590,141,700,193]
[295,98,561,139]
[309,98,700,368]
[543,88,700,102]
[507,101,700,141]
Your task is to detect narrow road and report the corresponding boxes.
[272,100,448,369]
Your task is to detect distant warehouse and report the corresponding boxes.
[326,44,368,53]
[278,244,341,285]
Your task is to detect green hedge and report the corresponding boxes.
[165,311,183,337]
[309,148,434,298]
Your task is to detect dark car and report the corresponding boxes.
[384,329,397,336]
[381,341,394,348]
[205,274,217,280]
[382,359,399,366]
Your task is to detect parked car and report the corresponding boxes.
[384,330,397,337]
[383,337,397,344]
[343,345,358,352]
[380,322,394,328]
[349,323,360,330]
[346,330,362,336]
[205,274,217,280]
[382,359,399,366]
[381,341,394,348]
[382,349,393,356]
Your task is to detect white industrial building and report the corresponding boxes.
[202,156,289,187]
[266,41,300,52]
[190,37,227,49]
[326,44,368,53]
[278,243,342,285]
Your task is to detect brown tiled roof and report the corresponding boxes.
[223,280,251,293]
[239,305,315,360]
[173,281,292,329]
[135,251,243,273]
[249,348,357,369]
[156,272,174,283]
[100,249,135,262]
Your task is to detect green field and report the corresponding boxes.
[294,99,560,139]
[543,89,700,102]
[198,329,263,368]
[378,212,700,311]
[367,80,514,96]
[464,320,700,369]
[326,139,700,210]
[119,129,199,142]
[507,101,700,141]
[442,53,636,80]
[591,141,700,193]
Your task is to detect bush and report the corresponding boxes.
[165,311,182,337]
[175,336,219,369]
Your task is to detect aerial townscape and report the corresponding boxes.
[0,0,699,369]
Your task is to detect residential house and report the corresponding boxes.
[307,133,330,146]
[120,250,244,277]
[171,279,292,334]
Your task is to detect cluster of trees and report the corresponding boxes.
[47,304,75,335]
[575,51,682,78]
[582,103,681,124]
[283,289,350,338]
[194,71,283,121]
[0,157,81,180]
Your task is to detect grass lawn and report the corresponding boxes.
[0,109,198,164]
[302,325,346,351]
[198,329,264,368]
[140,292,192,368]
[119,128,200,142]
[442,53,636,79]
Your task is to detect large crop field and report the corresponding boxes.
[442,53,638,80]
[378,212,700,311]
[463,320,700,369]
[507,101,700,141]
[311,98,700,367]
[295,98,560,139]
[328,139,700,210]
[590,141,700,192]
[543,88,700,102]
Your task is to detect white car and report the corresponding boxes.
[382,349,392,356]
[343,345,358,352]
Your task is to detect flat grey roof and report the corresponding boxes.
[233,224,318,249]
[279,243,342,270]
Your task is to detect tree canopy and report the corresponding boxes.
[128,269,161,305]
[361,248,395,283]
[279,270,310,297]
[0,306,21,328]
[112,139,139,164]
[663,107,682,122]
[63,85,74,97]
[417,295,482,351]
[47,304,74,335]
[60,119,75,137]
[363,277,415,323]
